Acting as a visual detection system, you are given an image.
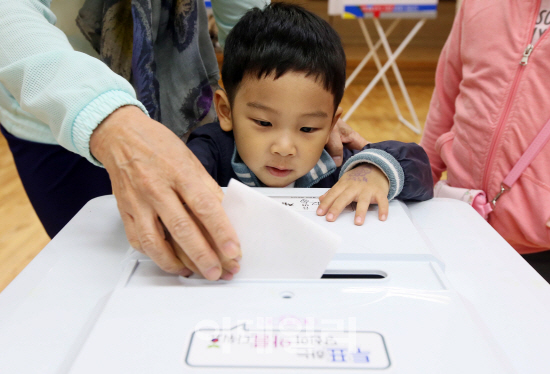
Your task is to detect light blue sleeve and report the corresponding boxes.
[0,0,147,166]
[211,0,270,48]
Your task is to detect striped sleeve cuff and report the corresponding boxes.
[71,90,148,166]
[339,149,405,200]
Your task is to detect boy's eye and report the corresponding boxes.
[300,127,315,133]
[255,120,272,127]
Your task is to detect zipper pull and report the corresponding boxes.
[520,44,534,65]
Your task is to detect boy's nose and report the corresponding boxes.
[271,136,296,157]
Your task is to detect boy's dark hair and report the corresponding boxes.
[222,3,346,113]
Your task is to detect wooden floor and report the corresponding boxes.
[0,135,50,291]
[0,0,454,291]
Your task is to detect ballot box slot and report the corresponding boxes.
[321,269,386,279]
[126,260,451,290]
[321,273,384,279]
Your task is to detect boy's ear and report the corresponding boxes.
[325,106,344,144]
[214,89,233,132]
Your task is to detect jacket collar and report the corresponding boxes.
[230,146,336,188]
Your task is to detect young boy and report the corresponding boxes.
[187,3,433,226]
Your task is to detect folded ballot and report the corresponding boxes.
[222,179,341,279]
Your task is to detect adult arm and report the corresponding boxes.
[211,0,270,48]
[0,0,145,164]
[0,0,241,280]
[419,1,465,184]
[90,107,241,281]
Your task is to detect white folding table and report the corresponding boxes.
[330,0,439,134]
[0,193,549,373]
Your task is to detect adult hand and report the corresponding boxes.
[90,106,241,281]
[325,117,369,167]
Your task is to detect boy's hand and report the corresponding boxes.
[316,164,390,225]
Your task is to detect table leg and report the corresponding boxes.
[344,18,426,135]
[345,19,400,88]
[357,18,402,123]
[374,17,425,134]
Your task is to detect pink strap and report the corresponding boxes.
[472,194,493,219]
[503,118,550,188]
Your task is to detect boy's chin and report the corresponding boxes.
[258,176,296,188]
[262,180,294,188]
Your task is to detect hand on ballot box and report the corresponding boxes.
[316,164,390,226]
[165,205,241,281]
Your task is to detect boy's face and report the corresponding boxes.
[215,72,342,187]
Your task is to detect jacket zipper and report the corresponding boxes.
[520,44,534,65]
[482,2,541,197]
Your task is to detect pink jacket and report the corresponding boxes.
[421,0,550,254]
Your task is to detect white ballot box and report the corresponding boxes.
[67,190,504,373]
[1,191,549,373]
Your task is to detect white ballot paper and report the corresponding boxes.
[222,179,341,279]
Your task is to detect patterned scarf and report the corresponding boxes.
[76,0,219,139]
[231,146,337,188]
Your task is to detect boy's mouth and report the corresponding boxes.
[266,166,292,177]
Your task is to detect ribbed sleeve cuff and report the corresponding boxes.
[72,90,148,166]
[339,149,404,200]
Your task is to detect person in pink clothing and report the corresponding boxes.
[421,0,550,281]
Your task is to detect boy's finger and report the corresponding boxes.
[316,185,345,216]
[354,194,372,226]
[376,195,390,221]
[326,190,358,222]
